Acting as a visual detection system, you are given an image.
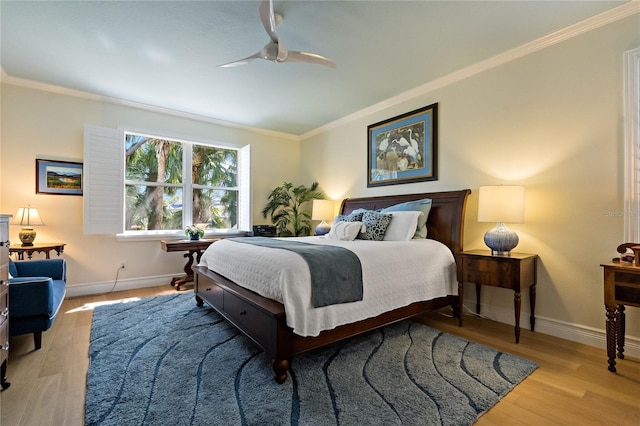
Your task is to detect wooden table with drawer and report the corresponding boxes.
[460,250,538,343]
[600,261,640,373]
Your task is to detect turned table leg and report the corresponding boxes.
[514,291,522,344]
[616,305,625,360]
[529,284,536,331]
[606,305,618,372]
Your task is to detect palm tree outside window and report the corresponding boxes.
[124,132,238,233]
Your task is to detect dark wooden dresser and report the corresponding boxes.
[0,214,11,390]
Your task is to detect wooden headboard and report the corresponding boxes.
[339,189,471,254]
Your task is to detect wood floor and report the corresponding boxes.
[1,285,639,425]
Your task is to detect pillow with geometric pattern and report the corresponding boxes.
[358,211,392,241]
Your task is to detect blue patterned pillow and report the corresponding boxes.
[358,211,392,241]
[334,210,364,224]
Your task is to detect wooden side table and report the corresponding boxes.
[600,261,640,372]
[460,249,538,343]
[160,239,219,290]
[9,242,66,260]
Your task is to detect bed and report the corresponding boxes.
[192,189,470,383]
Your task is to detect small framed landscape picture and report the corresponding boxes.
[367,103,438,187]
[36,159,83,195]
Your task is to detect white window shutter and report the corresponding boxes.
[83,125,124,234]
[624,48,640,242]
[238,144,252,232]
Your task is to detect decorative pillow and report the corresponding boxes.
[383,211,424,241]
[358,211,392,241]
[334,210,365,224]
[381,198,432,239]
[327,221,365,241]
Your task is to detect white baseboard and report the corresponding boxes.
[65,273,179,298]
[463,299,640,359]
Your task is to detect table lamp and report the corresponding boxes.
[477,185,525,256]
[312,200,335,236]
[13,206,45,246]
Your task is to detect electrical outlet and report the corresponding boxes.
[120,262,126,270]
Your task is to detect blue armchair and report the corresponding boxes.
[8,258,67,350]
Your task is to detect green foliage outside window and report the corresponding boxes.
[124,133,238,232]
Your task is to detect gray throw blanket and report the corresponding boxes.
[228,237,363,308]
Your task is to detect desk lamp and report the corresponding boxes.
[312,200,334,236]
[13,206,45,246]
[477,185,525,256]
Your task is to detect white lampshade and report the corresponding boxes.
[312,200,335,221]
[477,185,525,224]
[312,200,335,236]
[12,206,45,226]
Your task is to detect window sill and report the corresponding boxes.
[116,229,250,242]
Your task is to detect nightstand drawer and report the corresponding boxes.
[462,257,516,288]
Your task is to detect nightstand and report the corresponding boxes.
[460,249,538,343]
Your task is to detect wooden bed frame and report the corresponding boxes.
[192,189,470,383]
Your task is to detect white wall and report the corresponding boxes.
[300,14,640,352]
[0,84,301,293]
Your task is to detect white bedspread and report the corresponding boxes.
[199,236,457,337]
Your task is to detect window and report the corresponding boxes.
[84,125,251,237]
[124,132,238,232]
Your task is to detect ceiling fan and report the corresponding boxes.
[218,0,336,68]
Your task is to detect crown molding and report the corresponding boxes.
[0,73,301,142]
[301,1,640,140]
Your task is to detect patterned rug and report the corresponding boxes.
[85,293,537,425]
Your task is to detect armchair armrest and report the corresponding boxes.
[14,259,66,281]
[8,277,57,319]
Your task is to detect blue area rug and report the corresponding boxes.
[85,293,537,425]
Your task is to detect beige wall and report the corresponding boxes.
[0,84,301,292]
[300,15,640,346]
[1,12,638,353]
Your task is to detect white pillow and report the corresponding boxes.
[327,221,366,241]
[383,211,424,241]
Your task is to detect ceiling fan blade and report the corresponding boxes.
[284,51,337,68]
[218,52,262,68]
[259,0,278,43]
[221,0,336,69]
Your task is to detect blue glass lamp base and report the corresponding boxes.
[484,222,519,256]
[315,220,331,236]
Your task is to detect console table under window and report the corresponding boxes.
[160,239,219,291]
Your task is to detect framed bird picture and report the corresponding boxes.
[367,103,438,187]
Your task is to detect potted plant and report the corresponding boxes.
[185,225,205,241]
[261,182,325,237]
